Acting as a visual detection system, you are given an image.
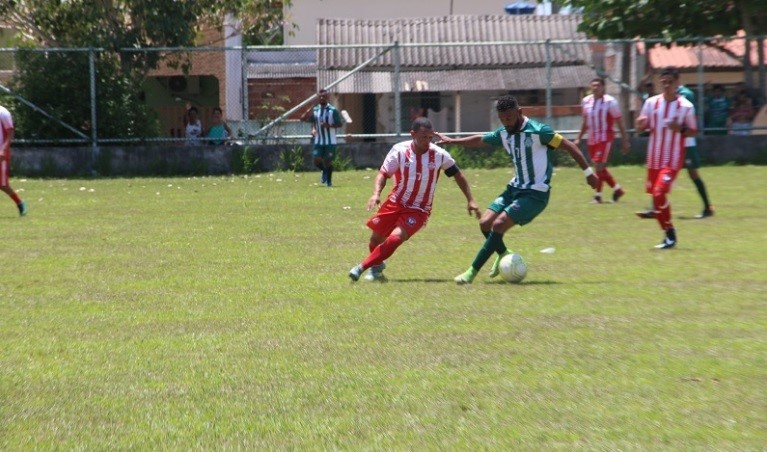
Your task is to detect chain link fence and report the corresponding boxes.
[0,35,765,147]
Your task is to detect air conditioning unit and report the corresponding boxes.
[168,76,200,95]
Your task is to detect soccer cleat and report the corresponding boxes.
[488,250,512,278]
[18,200,27,216]
[591,195,603,204]
[363,262,387,281]
[454,267,477,285]
[348,264,364,282]
[694,208,714,219]
[654,228,677,249]
[635,209,656,219]
[612,188,625,202]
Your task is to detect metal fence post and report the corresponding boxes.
[89,49,98,171]
[545,39,552,121]
[394,41,401,137]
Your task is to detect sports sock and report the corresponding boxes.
[653,192,673,230]
[362,234,403,268]
[692,178,711,210]
[470,231,506,271]
[7,191,21,204]
[326,166,333,185]
[598,168,616,188]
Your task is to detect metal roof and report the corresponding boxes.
[316,14,590,69]
[318,65,595,93]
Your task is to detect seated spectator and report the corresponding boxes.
[705,84,731,135]
[729,90,756,135]
[206,107,233,145]
[183,106,203,146]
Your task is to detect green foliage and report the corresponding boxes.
[562,0,764,39]
[10,49,160,144]
[332,151,354,171]
[232,145,262,174]
[278,145,306,172]
[445,145,511,169]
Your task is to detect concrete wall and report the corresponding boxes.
[11,135,767,178]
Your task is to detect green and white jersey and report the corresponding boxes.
[482,118,563,193]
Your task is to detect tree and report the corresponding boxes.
[0,0,293,144]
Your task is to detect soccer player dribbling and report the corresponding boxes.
[0,104,27,216]
[634,66,698,249]
[348,117,480,282]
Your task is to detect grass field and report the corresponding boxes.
[1,166,765,449]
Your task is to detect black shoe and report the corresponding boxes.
[612,189,625,202]
[654,228,676,249]
[694,208,714,219]
[635,209,656,219]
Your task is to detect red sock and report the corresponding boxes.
[597,169,616,188]
[7,191,21,204]
[653,193,673,230]
[362,235,404,268]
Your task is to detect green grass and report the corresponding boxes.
[1,166,765,449]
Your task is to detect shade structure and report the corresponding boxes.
[505,1,537,15]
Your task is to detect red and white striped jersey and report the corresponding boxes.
[0,106,13,161]
[380,140,456,213]
[640,94,697,170]
[581,94,622,145]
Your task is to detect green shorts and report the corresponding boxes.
[312,145,337,161]
[684,146,701,170]
[488,185,550,226]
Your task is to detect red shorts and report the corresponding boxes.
[588,141,612,164]
[367,199,429,238]
[645,168,679,195]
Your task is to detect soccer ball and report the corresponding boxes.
[499,253,527,283]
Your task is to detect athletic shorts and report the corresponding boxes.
[366,199,429,238]
[312,145,337,161]
[646,168,679,195]
[684,146,701,169]
[488,185,550,226]
[588,141,613,164]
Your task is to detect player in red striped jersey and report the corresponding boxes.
[635,66,698,249]
[574,77,630,203]
[0,105,26,216]
[348,117,480,282]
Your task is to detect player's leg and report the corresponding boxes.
[478,189,511,277]
[312,147,326,184]
[457,189,548,284]
[685,147,713,218]
[590,144,605,203]
[636,168,657,219]
[363,231,388,281]
[652,168,677,249]
[0,161,25,216]
[323,146,336,187]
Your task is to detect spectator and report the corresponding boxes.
[183,105,203,146]
[301,88,344,187]
[705,84,731,135]
[729,90,756,135]
[206,107,233,145]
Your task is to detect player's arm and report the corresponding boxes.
[446,165,481,218]
[434,133,488,148]
[367,171,388,211]
[574,116,588,146]
[616,116,631,154]
[555,134,599,189]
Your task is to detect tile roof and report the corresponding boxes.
[641,33,767,70]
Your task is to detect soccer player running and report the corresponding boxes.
[636,80,714,219]
[573,77,630,203]
[301,88,344,187]
[348,117,480,282]
[0,104,27,216]
[634,66,698,249]
[436,95,598,285]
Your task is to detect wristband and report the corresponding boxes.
[583,167,594,177]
